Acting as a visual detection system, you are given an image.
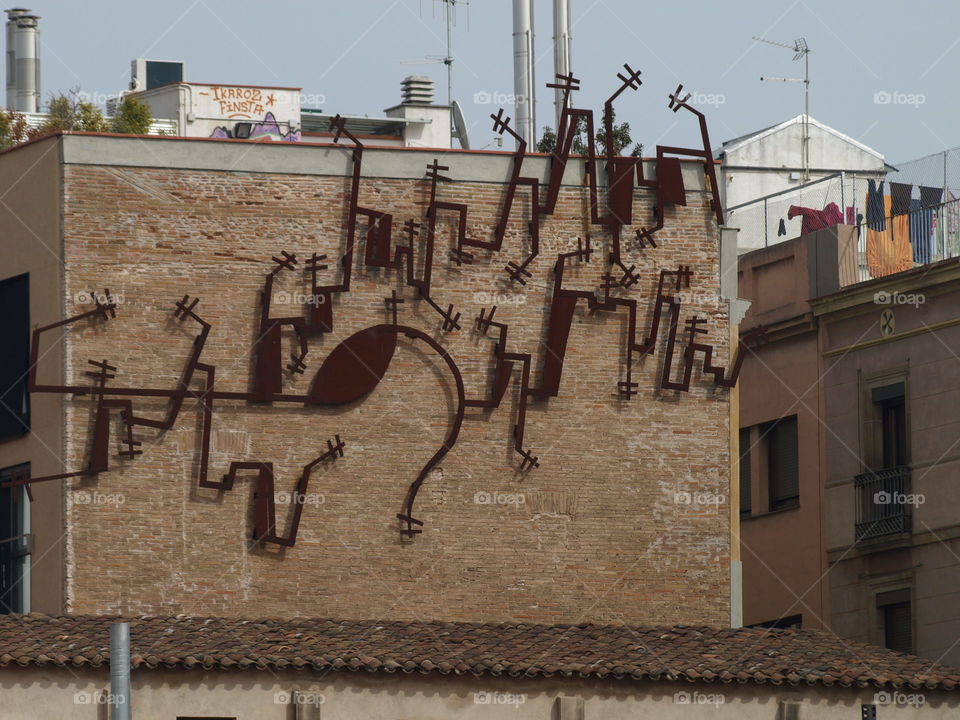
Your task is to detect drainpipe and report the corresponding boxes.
[110,622,131,720]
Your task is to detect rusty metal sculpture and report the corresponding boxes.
[4,65,762,546]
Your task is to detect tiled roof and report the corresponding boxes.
[0,614,957,691]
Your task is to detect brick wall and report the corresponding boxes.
[56,144,730,624]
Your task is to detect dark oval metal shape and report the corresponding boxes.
[308,325,397,405]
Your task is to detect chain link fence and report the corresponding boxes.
[729,148,960,284]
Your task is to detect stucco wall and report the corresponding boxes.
[0,135,66,614]
[0,666,956,720]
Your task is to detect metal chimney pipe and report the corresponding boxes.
[5,8,40,113]
[110,622,132,720]
[552,0,571,130]
[512,0,535,144]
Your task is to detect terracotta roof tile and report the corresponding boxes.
[0,614,957,691]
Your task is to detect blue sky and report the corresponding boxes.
[36,0,959,162]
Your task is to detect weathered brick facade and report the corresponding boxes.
[31,135,730,623]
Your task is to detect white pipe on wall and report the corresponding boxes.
[553,0,571,130]
[512,0,535,144]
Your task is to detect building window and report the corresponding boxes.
[877,589,912,653]
[766,416,799,511]
[0,273,30,441]
[873,383,907,469]
[0,463,30,614]
[739,428,752,518]
[747,614,803,630]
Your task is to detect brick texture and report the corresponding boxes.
[56,155,730,624]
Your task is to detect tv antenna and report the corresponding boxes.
[404,0,470,106]
[754,35,810,181]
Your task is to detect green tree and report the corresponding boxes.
[0,108,32,149]
[39,90,108,133]
[536,109,642,157]
[110,95,153,135]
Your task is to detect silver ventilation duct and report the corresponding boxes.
[5,8,40,113]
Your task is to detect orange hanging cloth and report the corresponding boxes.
[866,195,913,278]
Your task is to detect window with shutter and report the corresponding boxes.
[739,428,751,518]
[0,273,30,440]
[877,589,913,654]
[767,416,799,511]
[0,463,30,614]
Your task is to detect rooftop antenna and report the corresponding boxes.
[406,0,469,106]
[754,35,810,181]
[405,0,470,147]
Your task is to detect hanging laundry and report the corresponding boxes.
[866,195,912,278]
[890,182,913,216]
[866,180,886,230]
[787,202,844,235]
[778,218,787,236]
[908,198,935,264]
[846,206,856,225]
[920,186,943,208]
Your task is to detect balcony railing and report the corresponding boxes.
[854,466,913,540]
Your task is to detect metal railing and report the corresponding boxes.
[854,466,912,540]
[851,196,960,283]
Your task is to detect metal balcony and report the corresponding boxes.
[854,466,913,540]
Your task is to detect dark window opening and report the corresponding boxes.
[0,463,30,614]
[873,383,907,469]
[0,273,30,441]
[748,614,803,630]
[766,416,799,511]
[739,428,751,518]
[877,589,912,654]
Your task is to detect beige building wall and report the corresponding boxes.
[1,665,957,720]
[0,135,65,614]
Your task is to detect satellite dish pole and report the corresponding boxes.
[754,35,810,181]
